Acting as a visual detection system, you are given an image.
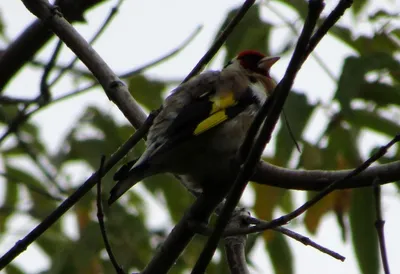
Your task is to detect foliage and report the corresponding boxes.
[0,0,399,273]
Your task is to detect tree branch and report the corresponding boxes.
[373,179,391,274]
[252,160,400,190]
[0,112,155,270]
[223,209,250,274]
[20,0,146,128]
[192,1,325,272]
[0,0,106,92]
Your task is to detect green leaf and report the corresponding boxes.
[217,4,271,64]
[351,0,367,17]
[324,124,361,169]
[331,26,399,55]
[4,264,24,274]
[67,138,106,168]
[391,28,400,40]
[348,109,400,137]
[129,74,166,110]
[349,188,379,274]
[266,232,293,274]
[279,190,294,214]
[358,82,400,107]
[276,0,308,19]
[275,92,314,166]
[299,142,324,169]
[53,106,141,170]
[35,226,68,257]
[106,204,153,270]
[330,25,357,52]
[0,174,17,231]
[354,33,399,55]
[369,9,400,21]
[335,53,400,113]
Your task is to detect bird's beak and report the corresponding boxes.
[258,56,280,74]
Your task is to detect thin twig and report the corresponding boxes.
[265,2,336,82]
[0,26,200,146]
[30,59,92,77]
[191,2,325,273]
[182,0,256,83]
[233,134,400,235]
[0,112,156,270]
[49,0,125,87]
[244,216,345,261]
[40,39,63,103]
[96,156,125,274]
[189,214,345,262]
[0,172,63,202]
[14,133,65,194]
[0,96,35,105]
[305,0,354,56]
[373,178,391,274]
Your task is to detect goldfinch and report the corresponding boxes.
[108,51,279,205]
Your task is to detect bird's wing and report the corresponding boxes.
[145,73,259,161]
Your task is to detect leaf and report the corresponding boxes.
[0,171,17,232]
[358,82,400,107]
[275,92,314,166]
[369,9,400,21]
[129,74,166,110]
[351,0,367,17]
[106,204,153,270]
[349,188,379,274]
[304,191,335,234]
[391,28,400,40]
[53,106,141,171]
[0,10,4,39]
[331,27,399,56]
[299,142,323,170]
[325,124,361,168]
[335,53,400,113]
[354,33,399,55]
[276,0,309,19]
[348,109,400,137]
[304,190,350,235]
[330,25,357,52]
[217,4,271,64]
[67,138,106,168]
[279,190,294,214]
[4,264,24,274]
[253,184,283,222]
[266,232,293,274]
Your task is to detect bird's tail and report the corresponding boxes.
[108,163,149,205]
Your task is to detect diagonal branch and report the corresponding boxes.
[21,0,146,128]
[0,111,156,270]
[192,1,326,272]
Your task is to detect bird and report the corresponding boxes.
[108,50,279,205]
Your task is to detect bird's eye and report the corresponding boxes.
[224,60,233,68]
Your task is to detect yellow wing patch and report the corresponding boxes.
[193,110,228,135]
[210,91,236,114]
[193,91,237,136]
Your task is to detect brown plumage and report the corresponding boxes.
[109,51,279,205]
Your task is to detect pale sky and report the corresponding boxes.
[0,1,399,273]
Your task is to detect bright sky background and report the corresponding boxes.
[0,0,399,273]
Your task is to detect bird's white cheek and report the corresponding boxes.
[250,82,268,104]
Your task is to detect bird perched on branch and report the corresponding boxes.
[108,50,279,205]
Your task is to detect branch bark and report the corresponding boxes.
[253,160,400,190]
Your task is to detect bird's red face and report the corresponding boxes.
[237,50,279,78]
